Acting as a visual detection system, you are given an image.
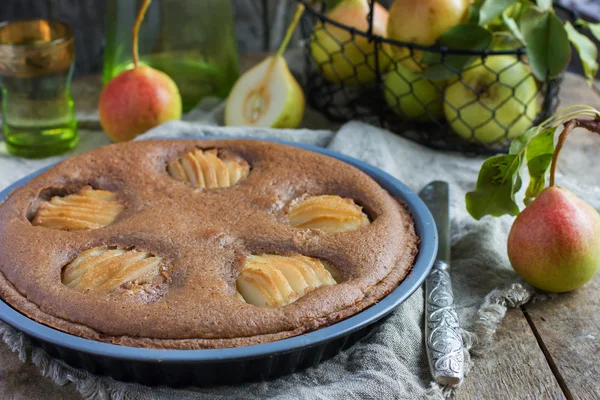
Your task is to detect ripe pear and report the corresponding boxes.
[387,0,470,72]
[99,67,181,142]
[507,187,600,293]
[225,5,305,128]
[225,56,305,128]
[310,0,391,86]
[384,62,446,121]
[98,0,181,142]
[444,55,539,144]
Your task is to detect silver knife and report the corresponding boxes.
[419,181,464,386]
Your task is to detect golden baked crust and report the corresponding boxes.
[0,139,418,349]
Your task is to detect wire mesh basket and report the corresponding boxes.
[298,0,566,155]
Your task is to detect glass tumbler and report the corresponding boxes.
[0,20,78,158]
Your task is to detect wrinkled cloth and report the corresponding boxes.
[1,118,599,400]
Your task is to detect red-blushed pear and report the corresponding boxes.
[98,0,181,142]
[507,187,600,292]
[387,0,470,71]
[507,120,600,293]
[310,0,391,85]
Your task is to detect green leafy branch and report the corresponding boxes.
[422,0,599,85]
[466,105,600,220]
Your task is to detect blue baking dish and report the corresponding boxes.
[0,138,437,386]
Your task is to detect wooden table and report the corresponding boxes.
[0,68,599,399]
[458,75,600,400]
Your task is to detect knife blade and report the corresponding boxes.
[419,181,464,387]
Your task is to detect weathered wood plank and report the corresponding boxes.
[457,309,565,400]
[523,273,600,400]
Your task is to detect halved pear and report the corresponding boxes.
[62,247,166,294]
[288,195,370,232]
[225,56,305,128]
[32,186,123,231]
[236,254,338,308]
[167,148,249,188]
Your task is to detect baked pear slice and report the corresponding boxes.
[62,247,165,294]
[236,254,337,308]
[288,195,370,232]
[32,186,123,231]
[167,149,249,188]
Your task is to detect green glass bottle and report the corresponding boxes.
[104,0,239,113]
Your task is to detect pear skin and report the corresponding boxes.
[387,0,470,72]
[507,187,600,292]
[99,66,182,142]
[310,0,391,85]
[224,56,305,128]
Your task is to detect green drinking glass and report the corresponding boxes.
[0,20,78,158]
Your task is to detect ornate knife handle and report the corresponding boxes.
[425,260,464,386]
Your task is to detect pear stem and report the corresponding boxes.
[276,4,305,58]
[132,0,152,69]
[549,118,600,187]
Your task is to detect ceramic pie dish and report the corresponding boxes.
[0,138,437,386]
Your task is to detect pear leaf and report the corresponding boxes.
[587,22,600,42]
[509,125,540,154]
[564,22,599,84]
[536,0,552,11]
[502,10,526,45]
[421,24,492,80]
[525,12,571,81]
[524,128,555,204]
[466,154,523,220]
[519,7,546,41]
[479,0,517,26]
[467,0,485,24]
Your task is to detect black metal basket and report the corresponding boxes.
[299,0,569,155]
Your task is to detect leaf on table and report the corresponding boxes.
[502,10,526,46]
[479,0,518,26]
[525,12,571,81]
[564,22,599,85]
[421,24,492,80]
[524,128,555,204]
[466,154,523,220]
[536,0,552,11]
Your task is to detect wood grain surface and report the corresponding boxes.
[457,310,565,400]
[524,273,600,400]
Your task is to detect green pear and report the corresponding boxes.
[225,5,305,128]
[444,55,539,144]
[507,187,600,292]
[387,0,470,72]
[384,62,446,121]
[310,0,391,86]
[225,56,305,128]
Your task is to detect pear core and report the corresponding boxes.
[225,56,305,128]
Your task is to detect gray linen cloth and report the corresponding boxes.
[1,119,599,400]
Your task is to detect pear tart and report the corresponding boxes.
[288,195,370,232]
[237,254,337,308]
[0,139,418,349]
[32,186,123,231]
[62,247,168,297]
[167,148,250,188]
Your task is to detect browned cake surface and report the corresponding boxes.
[0,139,418,349]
